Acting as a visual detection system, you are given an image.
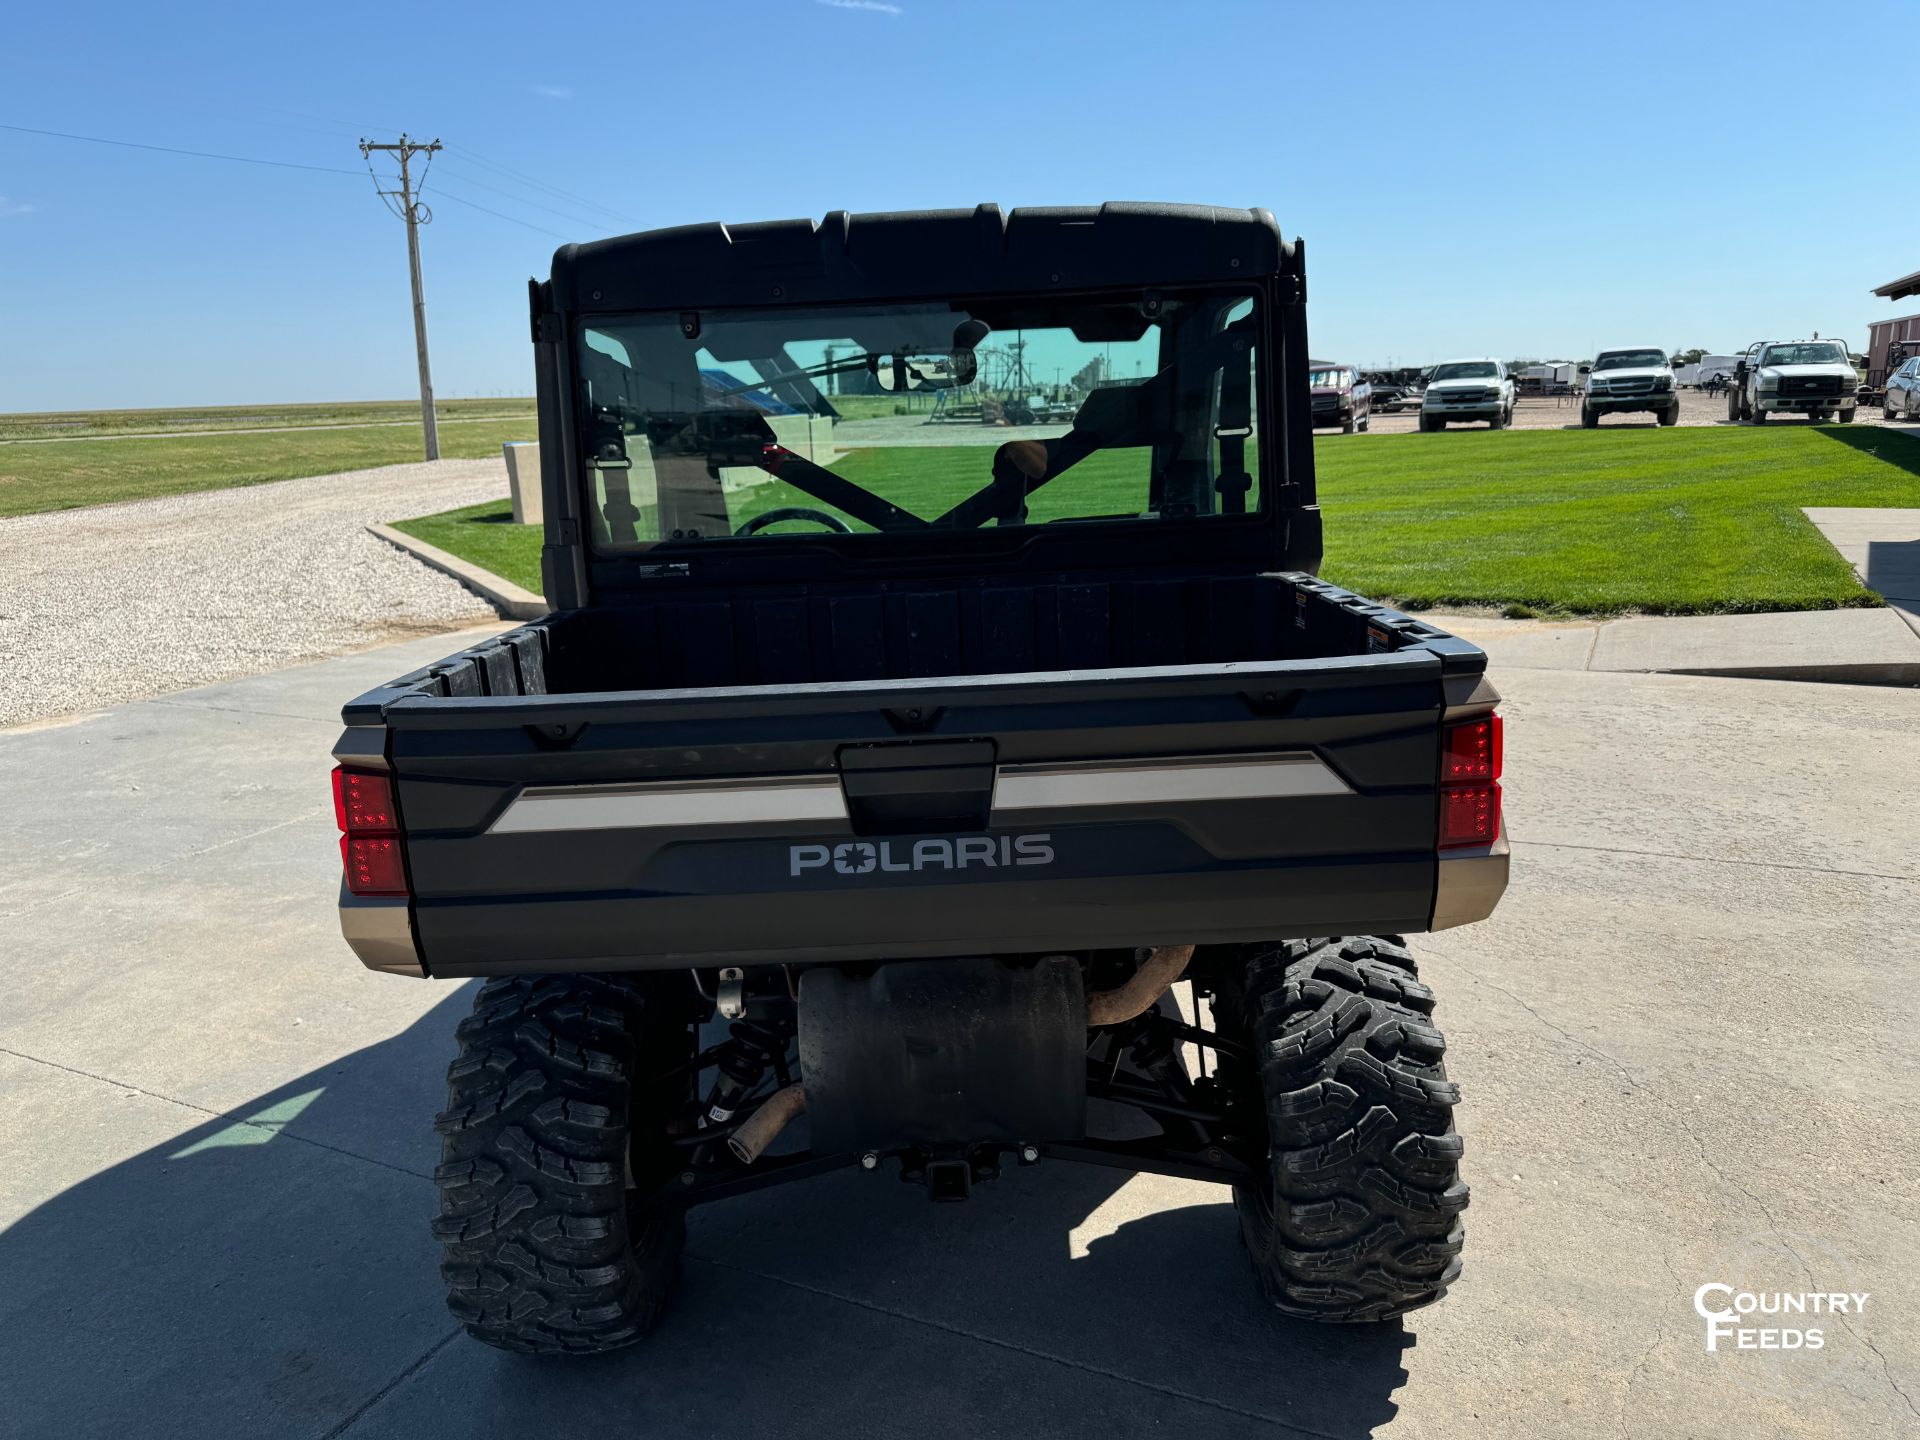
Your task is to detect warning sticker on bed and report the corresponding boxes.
[1365,625,1392,653]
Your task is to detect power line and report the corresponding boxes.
[3,117,614,239]
[430,161,613,234]
[425,186,572,240]
[442,144,638,227]
[0,120,361,175]
[446,145,634,223]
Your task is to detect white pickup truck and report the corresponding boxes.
[1581,347,1679,427]
[1419,358,1516,430]
[1727,339,1858,424]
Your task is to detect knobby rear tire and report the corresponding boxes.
[433,975,689,1354]
[1228,937,1468,1323]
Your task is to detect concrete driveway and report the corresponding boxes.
[1,631,1915,1439]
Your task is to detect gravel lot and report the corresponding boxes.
[0,459,506,728]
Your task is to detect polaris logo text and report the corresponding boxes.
[790,834,1054,878]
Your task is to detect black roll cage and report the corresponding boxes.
[526,204,1323,608]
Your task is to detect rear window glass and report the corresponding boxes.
[572,291,1262,552]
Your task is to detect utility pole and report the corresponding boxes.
[360,134,443,460]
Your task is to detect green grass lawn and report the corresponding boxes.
[1318,426,1918,613]
[0,397,533,442]
[0,418,537,519]
[390,426,1920,616]
[392,499,548,593]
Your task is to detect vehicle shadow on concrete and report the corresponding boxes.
[0,990,1415,1439]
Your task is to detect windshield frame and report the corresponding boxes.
[567,284,1274,563]
[1431,361,1497,382]
[1593,349,1667,371]
[1759,342,1848,368]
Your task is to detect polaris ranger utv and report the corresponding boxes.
[331,202,1509,1355]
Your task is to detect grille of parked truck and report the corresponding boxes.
[1581,347,1679,427]
[329,202,1509,1355]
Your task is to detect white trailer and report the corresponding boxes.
[1675,355,1739,388]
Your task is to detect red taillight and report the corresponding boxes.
[332,767,396,831]
[1439,782,1501,847]
[332,765,407,895]
[1439,714,1503,849]
[1443,714,1502,782]
[341,834,407,894]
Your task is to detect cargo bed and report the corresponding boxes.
[335,574,1505,977]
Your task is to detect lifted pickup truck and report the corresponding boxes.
[332,203,1508,1355]
[1581,346,1679,427]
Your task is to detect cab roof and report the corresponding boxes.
[547,202,1286,314]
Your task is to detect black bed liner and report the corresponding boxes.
[343,574,1482,722]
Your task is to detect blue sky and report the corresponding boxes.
[2,2,1911,412]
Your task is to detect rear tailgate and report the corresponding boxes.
[376,648,1489,975]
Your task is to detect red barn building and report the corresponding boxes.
[1868,270,1920,398]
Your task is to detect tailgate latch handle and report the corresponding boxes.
[836,740,998,837]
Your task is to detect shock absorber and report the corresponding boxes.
[698,1020,790,1129]
[1127,1013,1181,1086]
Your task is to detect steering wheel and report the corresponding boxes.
[737,507,852,536]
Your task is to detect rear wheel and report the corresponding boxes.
[434,975,691,1354]
[1222,937,1468,1322]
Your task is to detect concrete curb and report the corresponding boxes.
[1427,608,1920,686]
[366,523,549,621]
